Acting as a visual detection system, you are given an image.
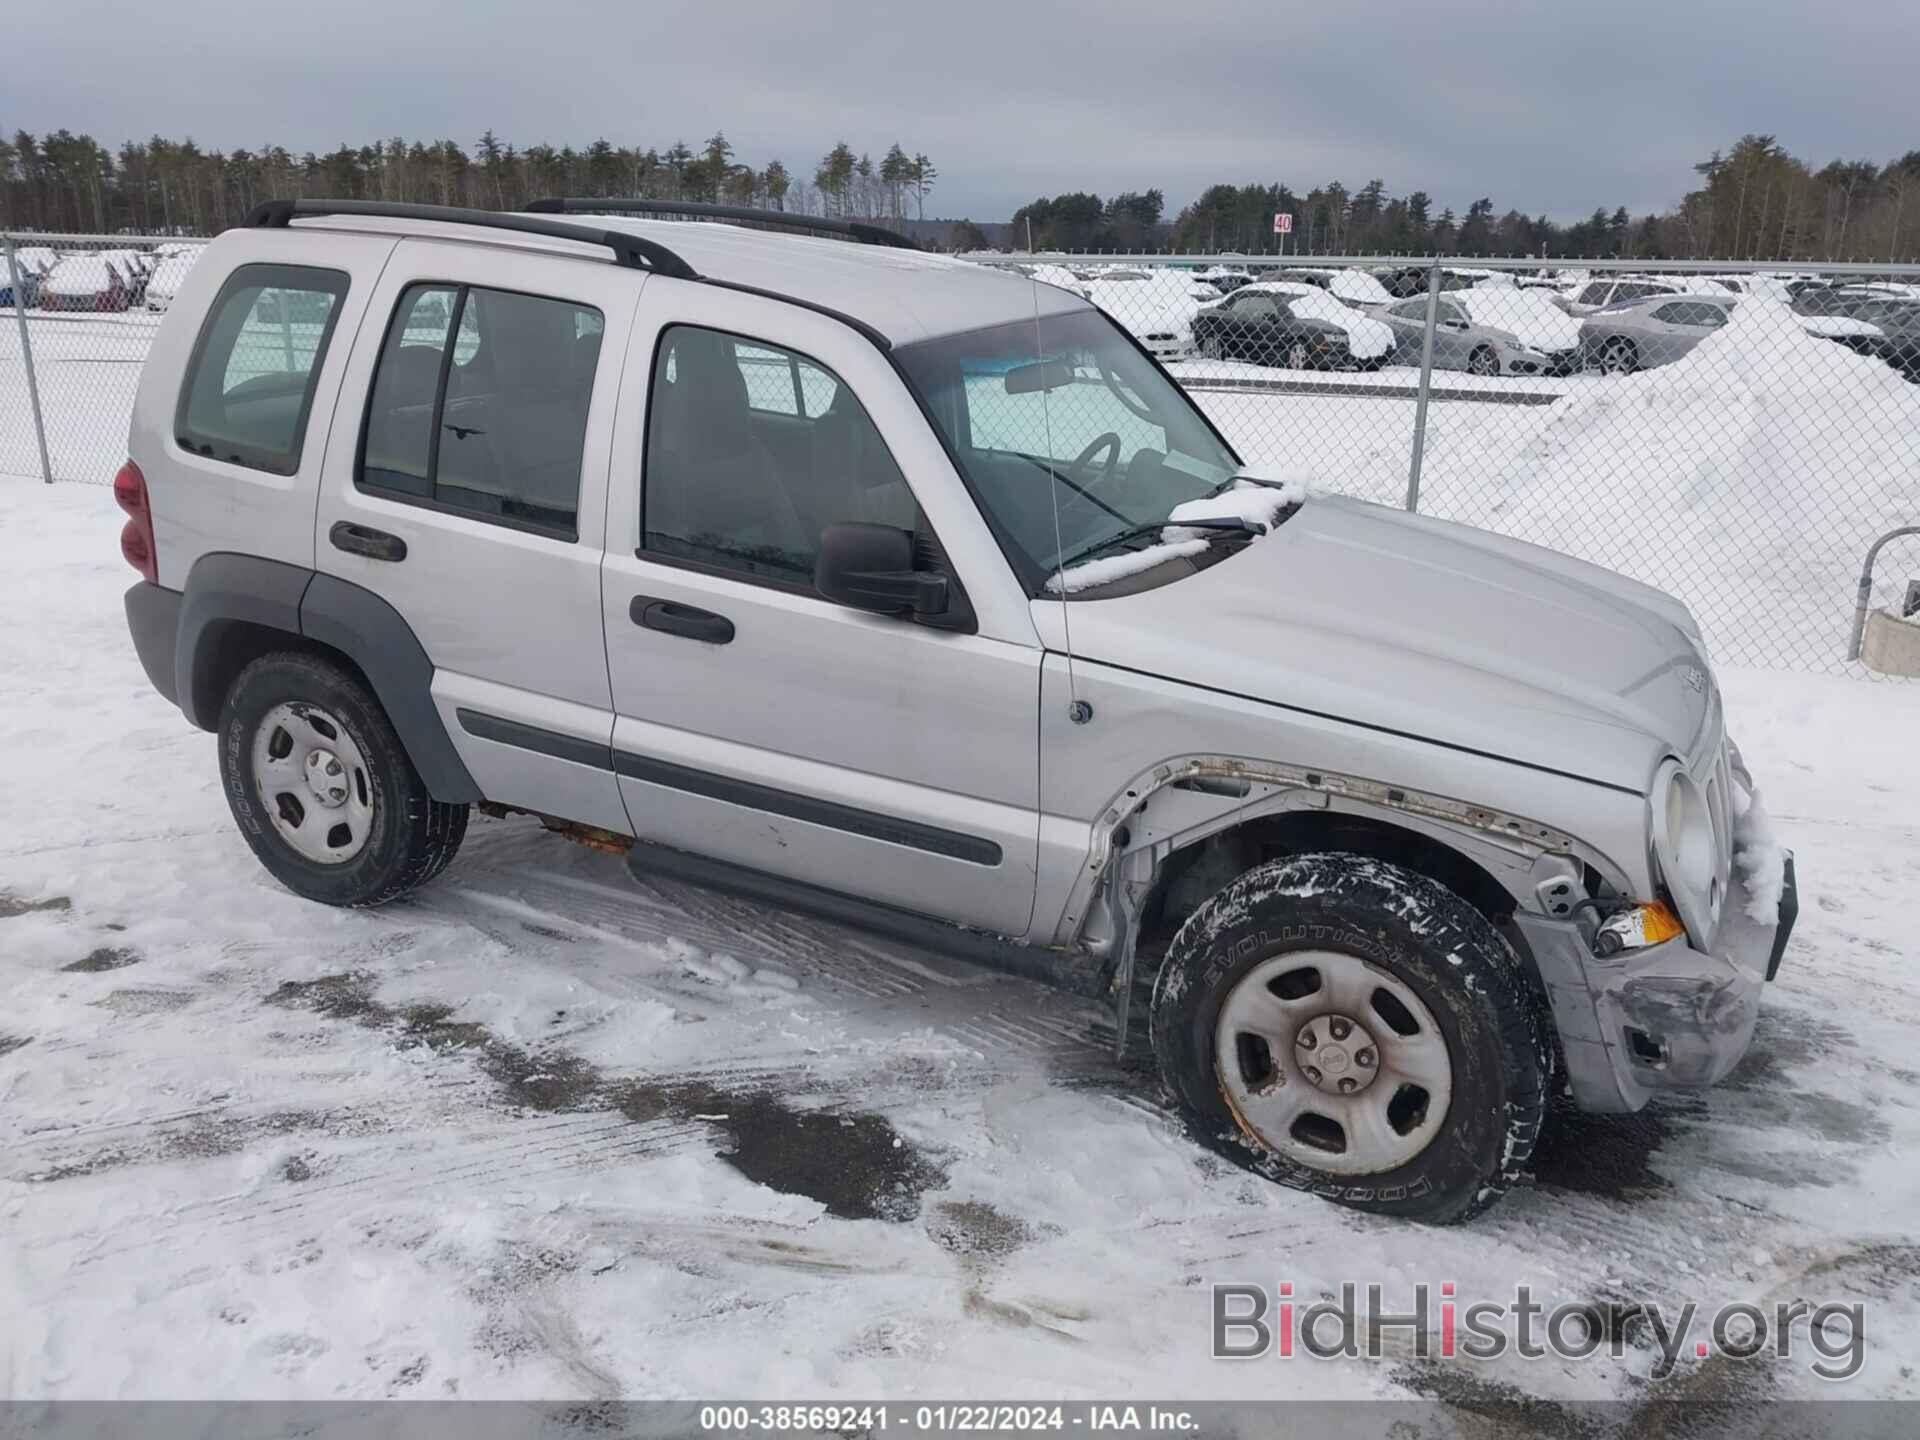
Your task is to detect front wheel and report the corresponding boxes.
[1149,853,1547,1223]
[1468,345,1501,377]
[217,652,468,907]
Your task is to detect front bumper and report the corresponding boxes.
[1514,853,1799,1114]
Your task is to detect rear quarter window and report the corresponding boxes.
[174,263,349,476]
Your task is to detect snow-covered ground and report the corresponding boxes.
[6,481,1920,1417]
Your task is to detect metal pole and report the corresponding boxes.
[1848,526,1920,661]
[4,235,55,485]
[1405,259,1442,512]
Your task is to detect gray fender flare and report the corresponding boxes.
[175,553,481,804]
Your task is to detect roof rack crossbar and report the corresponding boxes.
[524,197,916,250]
[243,199,700,280]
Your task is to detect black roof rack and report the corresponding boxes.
[243,199,700,280]
[524,197,916,251]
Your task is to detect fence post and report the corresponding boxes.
[4,235,55,485]
[1404,259,1442,512]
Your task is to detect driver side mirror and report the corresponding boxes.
[815,522,971,631]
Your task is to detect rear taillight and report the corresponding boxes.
[114,460,158,584]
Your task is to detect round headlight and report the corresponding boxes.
[1651,760,1717,939]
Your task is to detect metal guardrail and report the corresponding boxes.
[4,232,1918,676]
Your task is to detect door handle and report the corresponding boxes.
[631,596,735,644]
[329,520,407,562]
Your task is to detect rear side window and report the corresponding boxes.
[175,263,348,475]
[357,282,603,539]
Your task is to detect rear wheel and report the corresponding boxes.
[217,652,468,907]
[1150,853,1547,1223]
[1600,337,1639,374]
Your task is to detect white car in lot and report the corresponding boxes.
[1084,267,1219,360]
[144,248,204,312]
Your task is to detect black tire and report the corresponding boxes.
[217,651,468,907]
[1468,345,1500,377]
[1601,337,1638,374]
[1149,853,1547,1223]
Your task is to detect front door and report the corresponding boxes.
[599,287,1043,935]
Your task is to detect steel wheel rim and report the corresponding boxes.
[1213,949,1453,1175]
[251,701,375,865]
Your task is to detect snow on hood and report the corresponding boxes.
[1054,492,1715,789]
[1798,314,1882,338]
[1457,289,1584,351]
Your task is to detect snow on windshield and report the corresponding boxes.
[1044,477,1313,594]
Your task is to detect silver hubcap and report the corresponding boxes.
[1214,950,1453,1175]
[251,702,374,865]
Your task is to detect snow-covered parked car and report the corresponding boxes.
[115,196,1797,1224]
[40,254,131,312]
[143,248,203,312]
[1083,267,1216,359]
[1378,287,1585,376]
[1270,267,1396,309]
[1190,281,1397,369]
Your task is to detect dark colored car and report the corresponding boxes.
[1791,284,1915,321]
[1853,301,1920,381]
[1373,266,1483,300]
[1189,285,1396,370]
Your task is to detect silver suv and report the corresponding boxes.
[116,199,1797,1223]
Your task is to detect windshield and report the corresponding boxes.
[894,309,1242,592]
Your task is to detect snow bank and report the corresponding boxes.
[1416,294,1920,665]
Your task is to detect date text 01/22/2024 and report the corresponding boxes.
[696,1404,1200,1432]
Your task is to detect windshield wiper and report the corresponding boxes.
[1054,516,1265,571]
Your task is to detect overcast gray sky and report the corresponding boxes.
[13,0,1917,221]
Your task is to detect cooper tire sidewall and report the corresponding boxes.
[1154,881,1517,1218]
[218,662,407,904]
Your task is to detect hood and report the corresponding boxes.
[1048,494,1713,791]
[1460,294,1583,351]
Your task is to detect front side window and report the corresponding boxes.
[176,263,348,475]
[358,282,603,538]
[1578,282,1612,306]
[642,326,919,586]
[894,309,1242,593]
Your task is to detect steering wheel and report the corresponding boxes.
[1066,432,1124,489]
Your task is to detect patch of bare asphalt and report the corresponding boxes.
[0,892,71,919]
[1531,1098,1688,1200]
[615,1077,948,1221]
[61,946,142,973]
[267,972,949,1222]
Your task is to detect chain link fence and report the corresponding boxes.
[6,231,1919,674]
[977,252,1920,676]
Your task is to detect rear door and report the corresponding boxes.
[314,240,642,833]
[599,285,1042,935]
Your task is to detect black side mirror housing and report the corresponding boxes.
[815,523,969,629]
